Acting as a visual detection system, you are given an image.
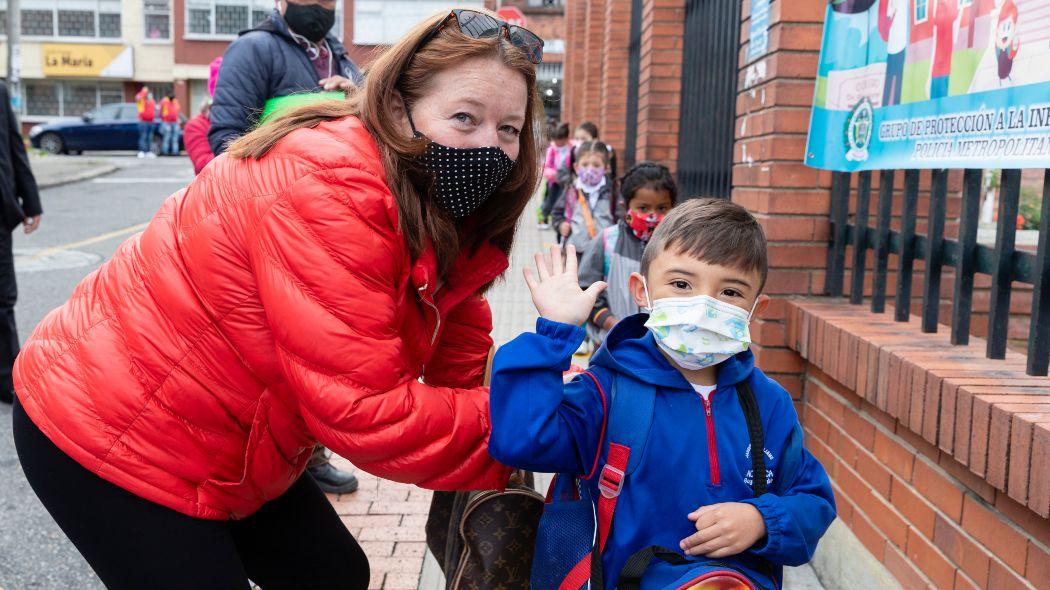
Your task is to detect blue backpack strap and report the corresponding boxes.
[604,372,657,477]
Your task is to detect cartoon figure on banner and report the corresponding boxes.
[878,0,909,106]
[929,0,960,99]
[845,97,873,162]
[996,0,1020,85]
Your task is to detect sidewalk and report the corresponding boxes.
[28,154,118,188]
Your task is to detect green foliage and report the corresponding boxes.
[1019,185,1042,230]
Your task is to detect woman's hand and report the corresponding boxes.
[523,245,606,326]
[680,502,767,558]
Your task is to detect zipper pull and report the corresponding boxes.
[702,397,712,417]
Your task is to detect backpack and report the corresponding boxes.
[530,371,773,590]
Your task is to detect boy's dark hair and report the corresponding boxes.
[550,122,570,141]
[641,198,768,291]
[577,121,599,139]
[620,162,677,208]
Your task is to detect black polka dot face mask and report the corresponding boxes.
[418,141,516,219]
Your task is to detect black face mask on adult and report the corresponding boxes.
[408,111,516,219]
[283,2,335,43]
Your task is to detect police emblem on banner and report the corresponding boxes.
[845,97,874,162]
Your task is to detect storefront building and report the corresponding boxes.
[0,0,176,131]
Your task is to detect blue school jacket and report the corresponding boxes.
[489,314,836,590]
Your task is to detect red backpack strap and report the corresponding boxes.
[558,371,638,587]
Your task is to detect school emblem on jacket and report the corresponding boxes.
[844,97,873,162]
[744,444,775,487]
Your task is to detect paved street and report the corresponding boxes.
[0,153,194,589]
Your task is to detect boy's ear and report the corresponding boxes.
[629,272,649,309]
[751,294,771,321]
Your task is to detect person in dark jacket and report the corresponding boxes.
[0,84,42,405]
[208,0,363,155]
[209,0,364,493]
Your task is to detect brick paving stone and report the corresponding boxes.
[384,573,423,590]
[394,542,427,558]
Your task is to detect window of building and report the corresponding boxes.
[915,0,929,22]
[144,0,170,39]
[23,81,123,118]
[186,0,342,39]
[354,0,481,45]
[958,0,973,6]
[14,0,121,39]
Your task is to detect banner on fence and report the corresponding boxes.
[805,0,1050,171]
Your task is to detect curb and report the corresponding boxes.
[36,163,120,189]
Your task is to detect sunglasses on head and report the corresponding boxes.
[417,9,544,65]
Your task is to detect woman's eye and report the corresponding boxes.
[500,125,521,137]
[453,113,475,124]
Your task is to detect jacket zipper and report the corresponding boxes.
[702,395,720,486]
[418,284,441,346]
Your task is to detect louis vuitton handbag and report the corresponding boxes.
[426,471,544,589]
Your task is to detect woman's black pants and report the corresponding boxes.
[12,397,370,589]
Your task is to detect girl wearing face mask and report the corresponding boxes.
[551,140,619,258]
[12,9,543,588]
[578,161,677,345]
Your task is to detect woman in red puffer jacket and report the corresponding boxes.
[12,8,543,589]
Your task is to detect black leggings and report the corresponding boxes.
[12,398,369,590]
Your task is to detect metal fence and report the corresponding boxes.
[675,0,740,198]
[825,168,1050,376]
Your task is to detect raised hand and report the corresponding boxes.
[523,245,606,326]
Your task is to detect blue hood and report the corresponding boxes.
[589,313,756,390]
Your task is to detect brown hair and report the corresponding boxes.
[641,198,768,291]
[549,122,570,141]
[227,9,542,279]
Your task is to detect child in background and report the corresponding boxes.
[540,123,573,231]
[490,199,835,590]
[551,141,618,258]
[574,121,599,144]
[578,162,676,345]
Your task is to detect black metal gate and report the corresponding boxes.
[622,0,644,171]
[676,0,741,198]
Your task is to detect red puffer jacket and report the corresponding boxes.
[14,116,512,520]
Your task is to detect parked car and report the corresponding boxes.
[28,102,184,155]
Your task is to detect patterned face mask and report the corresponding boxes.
[642,278,757,370]
[419,142,515,219]
[577,166,606,188]
[625,210,665,241]
[409,110,516,219]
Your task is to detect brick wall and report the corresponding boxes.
[599,0,631,152]
[789,300,1049,589]
[563,0,683,161]
[731,0,831,399]
[633,0,684,169]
